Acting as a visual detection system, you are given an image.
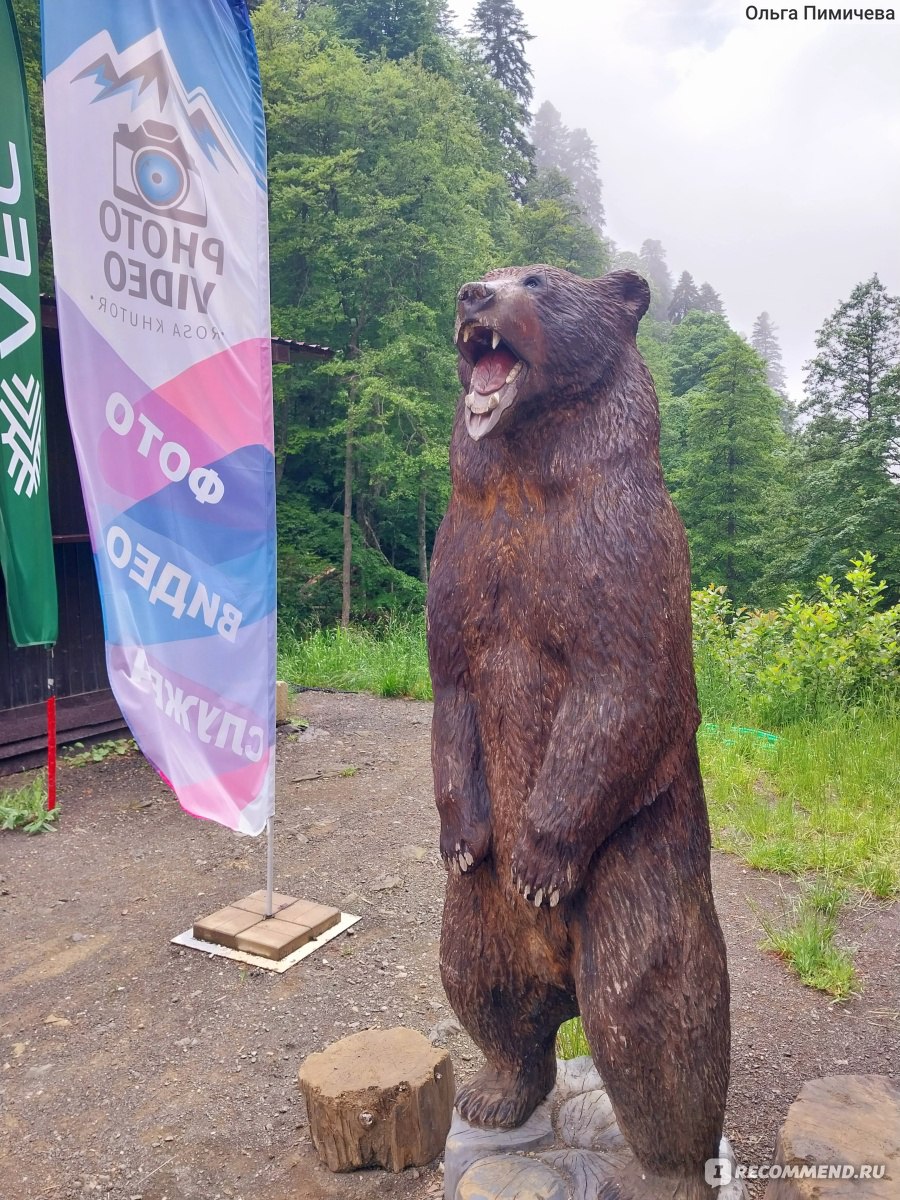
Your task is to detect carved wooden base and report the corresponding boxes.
[444,1057,747,1200]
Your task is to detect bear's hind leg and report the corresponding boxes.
[441,869,575,1129]
[571,759,729,1192]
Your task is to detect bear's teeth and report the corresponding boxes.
[506,362,522,384]
[491,330,501,350]
[488,393,501,410]
[462,325,471,342]
[533,889,544,907]
[466,393,492,414]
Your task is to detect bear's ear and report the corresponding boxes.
[598,270,651,327]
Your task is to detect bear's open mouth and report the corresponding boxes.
[456,322,527,441]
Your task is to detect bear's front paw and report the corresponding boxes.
[440,819,491,876]
[510,826,586,908]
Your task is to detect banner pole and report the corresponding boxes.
[265,813,274,917]
[46,646,57,812]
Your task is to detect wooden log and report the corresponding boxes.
[298,1027,455,1173]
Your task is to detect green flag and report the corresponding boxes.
[0,0,57,646]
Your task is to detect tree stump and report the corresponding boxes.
[298,1027,455,1173]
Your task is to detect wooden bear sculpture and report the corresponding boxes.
[426,266,731,1198]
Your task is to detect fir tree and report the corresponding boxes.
[467,0,535,195]
[639,239,673,322]
[803,276,899,426]
[333,0,445,60]
[668,271,700,324]
[531,101,568,174]
[678,340,788,603]
[751,311,792,431]
[530,103,604,234]
[564,127,604,234]
[667,311,733,396]
[697,282,724,317]
[793,276,900,596]
[750,312,787,394]
[435,0,457,36]
[468,0,534,107]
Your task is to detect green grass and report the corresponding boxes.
[0,773,57,834]
[758,879,858,999]
[700,712,900,898]
[278,620,431,700]
[556,1018,591,1060]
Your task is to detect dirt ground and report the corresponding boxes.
[1,689,898,1200]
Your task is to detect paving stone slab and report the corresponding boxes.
[231,890,298,915]
[192,905,261,949]
[275,899,341,938]
[234,917,313,960]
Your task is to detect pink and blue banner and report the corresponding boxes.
[41,0,275,834]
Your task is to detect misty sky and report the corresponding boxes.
[456,0,900,398]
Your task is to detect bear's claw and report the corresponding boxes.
[510,828,586,907]
[439,819,491,877]
[442,836,487,876]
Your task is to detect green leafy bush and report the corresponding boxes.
[693,553,900,725]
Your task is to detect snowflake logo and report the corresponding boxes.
[1,373,43,498]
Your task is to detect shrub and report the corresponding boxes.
[692,553,900,726]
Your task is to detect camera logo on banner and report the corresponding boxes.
[73,45,237,342]
[113,120,207,228]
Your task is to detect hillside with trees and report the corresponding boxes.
[10,0,900,620]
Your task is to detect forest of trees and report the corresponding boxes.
[11,0,900,622]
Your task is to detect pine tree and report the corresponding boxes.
[668,271,700,324]
[697,282,724,317]
[639,239,673,322]
[467,0,535,195]
[677,339,788,603]
[750,311,792,431]
[793,276,900,596]
[750,312,787,394]
[531,101,568,174]
[468,0,534,107]
[530,104,604,234]
[564,127,604,235]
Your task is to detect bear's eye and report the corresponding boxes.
[523,274,543,289]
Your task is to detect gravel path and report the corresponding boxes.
[1,690,897,1200]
